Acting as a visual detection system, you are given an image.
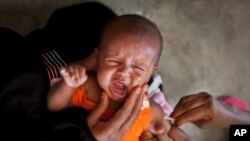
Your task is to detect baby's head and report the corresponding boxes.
[96,14,163,102]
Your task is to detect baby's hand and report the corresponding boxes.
[60,65,88,88]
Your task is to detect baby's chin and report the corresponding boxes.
[107,92,128,102]
[109,83,128,101]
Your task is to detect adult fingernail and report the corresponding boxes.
[142,84,148,92]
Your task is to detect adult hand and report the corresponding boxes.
[139,122,172,141]
[139,130,159,141]
[87,84,148,141]
[168,126,194,141]
[139,101,173,141]
[150,120,172,141]
[140,121,192,141]
[170,92,230,128]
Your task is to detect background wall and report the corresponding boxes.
[1,0,250,140]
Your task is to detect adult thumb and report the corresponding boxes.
[150,121,173,141]
[150,121,165,135]
[87,92,109,127]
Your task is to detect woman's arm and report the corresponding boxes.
[171,92,250,128]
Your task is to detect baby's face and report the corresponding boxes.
[97,33,160,102]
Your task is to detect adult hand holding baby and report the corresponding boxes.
[87,84,148,141]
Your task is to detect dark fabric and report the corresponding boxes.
[0,27,35,91]
[0,70,49,140]
[40,107,96,141]
[41,50,67,80]
[0,70,96,141]
[25,1,116,64]
[1,1,116,141]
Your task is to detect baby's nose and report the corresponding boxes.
[117,65,132,76]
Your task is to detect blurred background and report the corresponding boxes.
[1,0,250,140]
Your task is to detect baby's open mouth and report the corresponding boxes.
[110,81,127,99]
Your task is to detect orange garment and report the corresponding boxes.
[72,88,95,111]
[72,87,151,141]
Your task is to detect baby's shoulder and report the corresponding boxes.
[149,99,165,119]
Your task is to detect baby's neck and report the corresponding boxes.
[108,99,124,111]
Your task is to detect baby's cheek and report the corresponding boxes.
[132,76,145,87]
[97,72,110,90]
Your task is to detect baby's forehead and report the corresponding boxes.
[99,15,162,63]
[101,32,160,51]
[100,15,162,46]
[100,35,160,63]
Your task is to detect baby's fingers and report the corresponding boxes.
[60,67,70,77]
[79,66,87,82]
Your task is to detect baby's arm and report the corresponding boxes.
[47,65,87,112]
[140,99,173,141]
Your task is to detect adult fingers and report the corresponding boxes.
[108,84,147,135]
[168,126,193,141]
[149,121,165,135]
[157,132,172,141]
[140,130,158,141]
[150,120,172,141]
[108,86,141,127]
[119,84,148,133]
[174,105,212,127]
[87,92,109,128]
[152,125,169,141]
[171,92,211,119]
